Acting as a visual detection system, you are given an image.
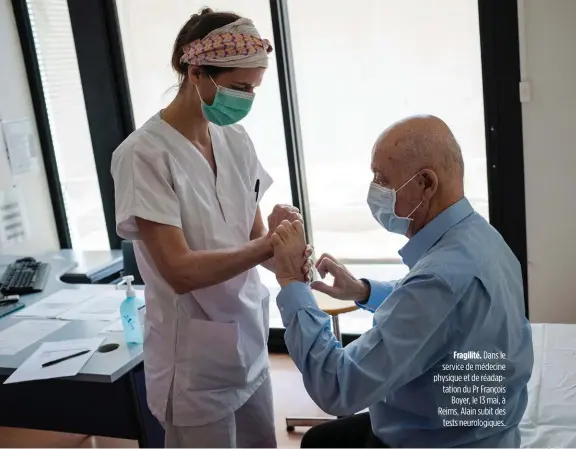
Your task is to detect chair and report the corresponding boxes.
[121,240,144,285]
[285,290,358,431]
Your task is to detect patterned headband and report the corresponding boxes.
[180,33,273,66]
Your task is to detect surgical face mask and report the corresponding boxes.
[367,172,423,236]
[197,76,254,126]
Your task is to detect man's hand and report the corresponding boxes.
[267,204,302,237]
[271,220,311,287]
[311,253,369,302]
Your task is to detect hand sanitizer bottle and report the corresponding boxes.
[117,275,143,344]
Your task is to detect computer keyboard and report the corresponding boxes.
[0,257,50,295]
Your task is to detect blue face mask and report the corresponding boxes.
[367,172,423,236]
[197,76,255,126]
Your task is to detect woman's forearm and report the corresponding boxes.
[136,216,274,294]
[165,237,272,294]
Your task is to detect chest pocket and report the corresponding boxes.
[216,173,257,239]
[214,139,264,240]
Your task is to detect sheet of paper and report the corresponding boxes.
[0,320,68,355]
[13,289,87,318]
[59,294,123,322]
[4,337,104,384]
[1,119,38,176]
[100,307,145,334]
[0,188,28,250]
[101,319,123,333]
[0,125,14,191]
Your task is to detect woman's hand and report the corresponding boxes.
[267,204,302,237]
[271,220,311,287]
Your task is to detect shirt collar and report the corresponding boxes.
[399,197,474,268]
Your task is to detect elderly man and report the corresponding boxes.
[270,115,533,448]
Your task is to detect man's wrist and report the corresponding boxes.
[277,276,305,287]
[356,279,371,304]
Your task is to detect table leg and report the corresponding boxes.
[332,315,342,343]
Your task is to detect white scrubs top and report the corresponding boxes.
[111,113,273,427]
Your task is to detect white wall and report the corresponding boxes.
[520,0,576,323]
[0,0,59,255]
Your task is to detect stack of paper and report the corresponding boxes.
[4,337,104,384]
[0,320,68,355]
[101,319,123,333]
[14,289,126,322]
[100,307,145,334]
[14,290,88,318]
[59,295,124,322]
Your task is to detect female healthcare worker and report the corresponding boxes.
[111,8,310,448]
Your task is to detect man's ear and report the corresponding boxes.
[187,65,203,86]
[420,169,438,200]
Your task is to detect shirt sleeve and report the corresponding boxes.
[355,279,399,312]
[111,144,182,241]
[277,273,460,417]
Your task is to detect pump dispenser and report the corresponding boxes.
[117,275,143,344]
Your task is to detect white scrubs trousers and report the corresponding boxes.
[163,375,276,448]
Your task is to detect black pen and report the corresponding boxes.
[0,298,19,306]
[41,349,91,368]
[255,179,260,202]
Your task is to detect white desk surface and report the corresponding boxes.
[0,253,142,383]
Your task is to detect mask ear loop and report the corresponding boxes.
[406,200,423,219]
[395,171,423,219]
[195,84,204,104]
[396,171,422,192]
[195,75,220,105]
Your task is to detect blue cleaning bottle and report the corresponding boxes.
[117,275,143,344]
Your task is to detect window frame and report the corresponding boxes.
[10,0,72,249]
[66,0,135,250]
[11,0,529,346]
[478,0,528,314]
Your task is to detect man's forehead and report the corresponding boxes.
[371,138,399,169]
[372,136,410,186]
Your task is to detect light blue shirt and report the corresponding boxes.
[277,198,533,448]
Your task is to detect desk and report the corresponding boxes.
[0,253,163,447]
[58,249,123,284]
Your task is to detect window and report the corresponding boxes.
[287,0,488,262]
[26,0,109,250]
[283,0,487,334]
